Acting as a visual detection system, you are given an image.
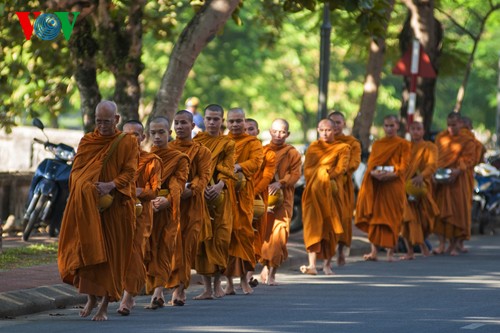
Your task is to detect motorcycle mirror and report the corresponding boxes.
[32,118,44,130]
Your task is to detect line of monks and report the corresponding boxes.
[56,100,484,321]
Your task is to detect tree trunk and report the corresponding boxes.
[97,0,145,127]
[399,0,443,139]
[69,18,101,133]
[149,0,241,126]
[352,0,395,158]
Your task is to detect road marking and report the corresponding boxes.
[461,323,486,330]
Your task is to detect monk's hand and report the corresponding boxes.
[381,171,398,182]
[412,175,424,187]
[181,183,193,200]
[370,170,384,181]
[136,187,143,197]
[205,181,224,201]
[234,164,242,173]
[268,181,281,195]
[95,181,115,195]
[153,196,169,211]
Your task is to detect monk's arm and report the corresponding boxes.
[458,139,477,172]
[328,146,351,178]
[279,149,302,187]
[169,156,190,197]
[239,140,264,178]
[420,144,438,179]
[394,141,411,178]
[190,148,212,196]
[138,159,162,201]
[349,141,362,174]
[114,137,139,194]
[254,151,276,194]
[216,141,237,182]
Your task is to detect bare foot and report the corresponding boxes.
[450,249,459,256]
[267,275,279,286]
[80,295,97,318]
[432,247,445,255]
[224,286,236,295]
[323,265,335,275]
[363,253,378,261]
[299,265,317,275]
[117,291,134,315]
[401,254,415,260]
[240,278,254,295]
[213,278,225,298]
[337,253,346,267]
[193,290,213,300]
[92,296,108,321]
[260,265,269,284]
[387,253,399,262]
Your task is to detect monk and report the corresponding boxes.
[145,116,189,309]
[167,110,212,306]
[193,104,236,299]
[224,108,263,295]
[58,100,138,321]
[328,111,361,266]
[433,112,476,256]
[401,121,439,259]
[355,115,411,262]
[300,119,350,275]
[244,118,276,287]
[260,119,301,285]
[117,120,162,315]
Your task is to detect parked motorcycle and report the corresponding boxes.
[22,118,75,241]
[472,162,500,235]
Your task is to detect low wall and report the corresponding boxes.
[0,172,33,224]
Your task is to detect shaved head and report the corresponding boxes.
[228,107,245,118]
[150,116,170,128]
[176,110,194,123]
[271,118,289,131]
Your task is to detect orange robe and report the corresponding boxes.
[302,140,350,259]
[58,130,138,301]
[145,147,189,293]
[434,130,476,241]
[402,141,439,245]
[123,150,161,296]
[193,132,236,275]
[167,140,211,289]
[261,143,302,267]
[355,136,411,249]
[252,146,276,261]
[225,133,263,277]
[334,134,361,247]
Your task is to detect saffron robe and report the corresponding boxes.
[167,139,211,289]
[58,130,138,301]
[355,136,411,249]
[302,140,350,259]
[402,141,440,245]
[225,133,263,277]
[334,134,361,247]
[193,132,236,275]
[252,146,276,261]
[434,130,476,240]
[261,143,302,267]
[123,150,161,296]
[145,146,189,293]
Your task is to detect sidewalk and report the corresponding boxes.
[0,228,371,318]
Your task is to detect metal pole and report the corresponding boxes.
[497,53,500,148]
[317,2,331,124]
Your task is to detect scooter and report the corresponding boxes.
[22,118,75,241]
[472,163,500,235]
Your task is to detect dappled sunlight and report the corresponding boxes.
[177,327,286,333]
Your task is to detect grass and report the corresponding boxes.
[0,242,58,271]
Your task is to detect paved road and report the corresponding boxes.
[0,234,499,333]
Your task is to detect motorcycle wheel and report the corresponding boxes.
[23,195,48,241]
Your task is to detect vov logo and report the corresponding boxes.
[16,12,80,41]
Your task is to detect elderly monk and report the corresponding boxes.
[300,119,350,275]
[433,112,476,256]
[244,118,276,287]
[145,116,189,309]
[117,120,161,316]
[224,108,264,295]
[355,115,411,262]
[58,100,138,321]
[260,119,301,285]
[193,104,236,300]
[328,111,361,266]
[401,121,439,259]
[167,110,211,306]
